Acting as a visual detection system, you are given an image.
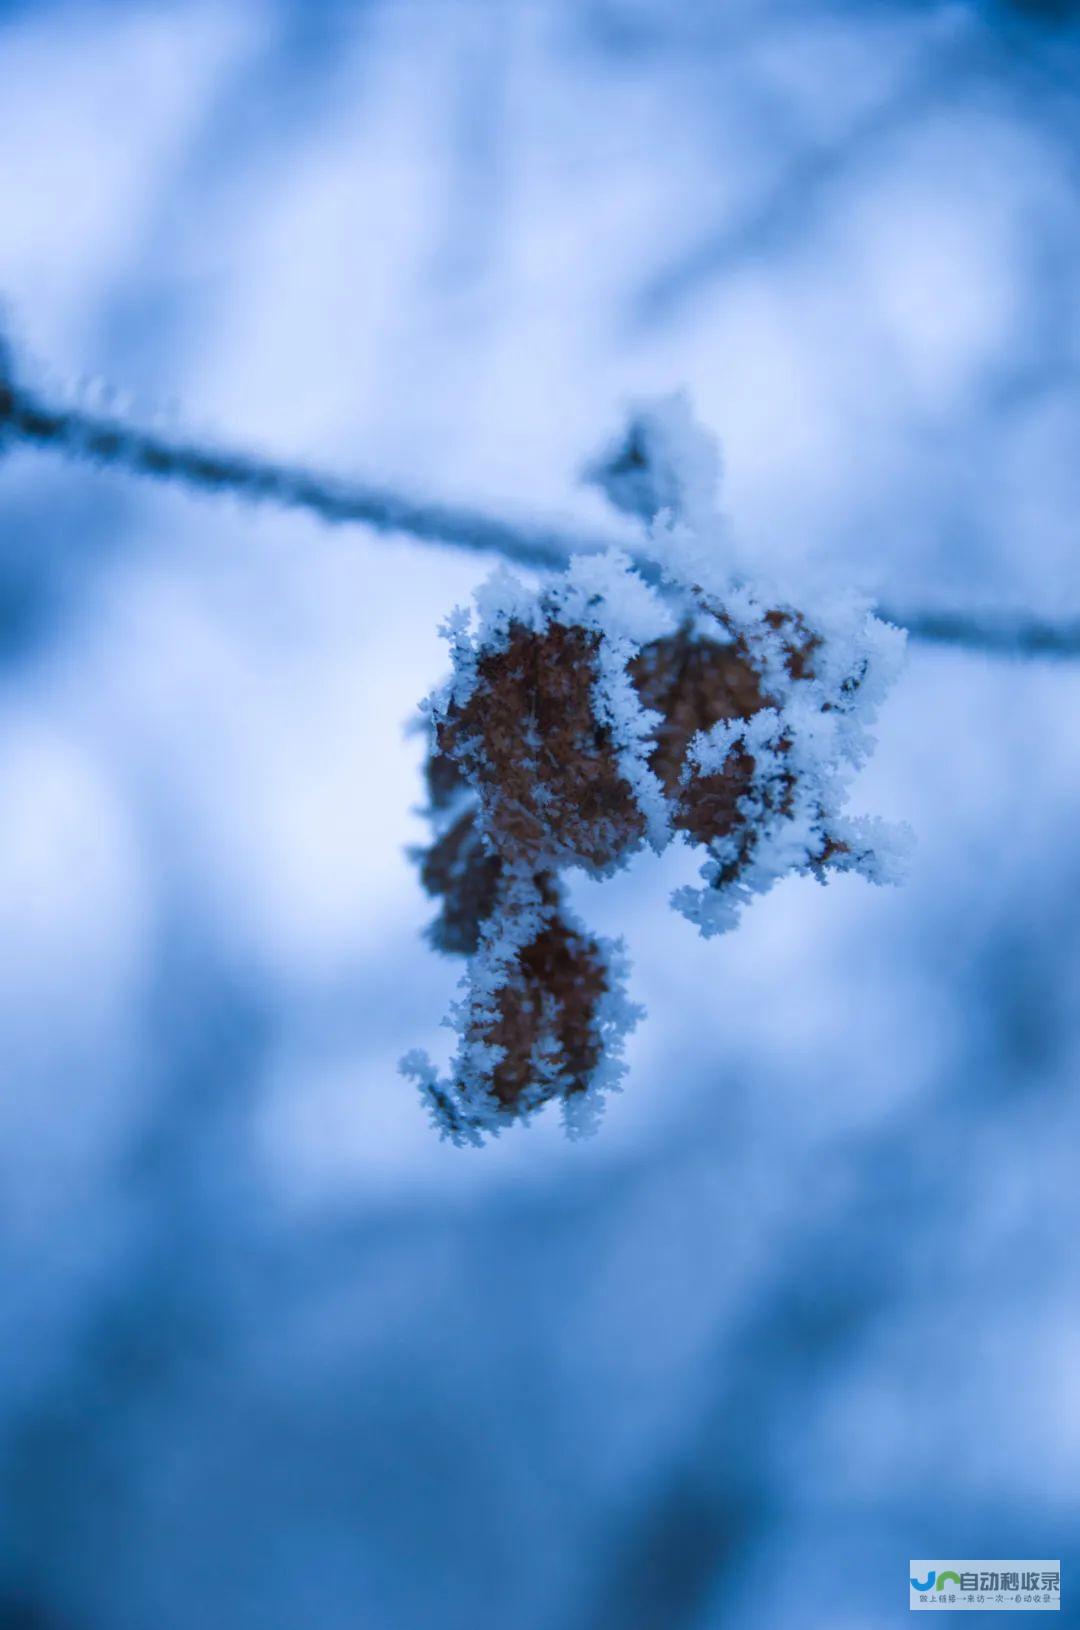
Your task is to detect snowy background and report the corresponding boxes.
[1,1,1079,1625]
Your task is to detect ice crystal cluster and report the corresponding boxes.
[404,398,910,1144]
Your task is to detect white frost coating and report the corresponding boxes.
[558,549,673,645]
[401,873,642,1146]
[407,393,911,1142]
[425,550,675,875]
[558,552,677,851]
[613,399,913,938]
[585,390,723,532]
[670,589,913,936]
[560,935,643,1141]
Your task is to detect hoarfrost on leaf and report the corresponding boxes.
[406,396,910,1142]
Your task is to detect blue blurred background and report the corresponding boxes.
[1,2,1078,1625]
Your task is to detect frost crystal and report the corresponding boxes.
[405,399,911,1143]
[583,390,721,529]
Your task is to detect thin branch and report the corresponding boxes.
[878,607,1080,658]
[0,380,612,572]
[3,378,1078,659]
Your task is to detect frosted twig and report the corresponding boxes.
[877,606,1080,659]
[2,378,1078,659]
[0,380,612,572]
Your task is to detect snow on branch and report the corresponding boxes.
[0,369,609,572]
[1,353,1078,659]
